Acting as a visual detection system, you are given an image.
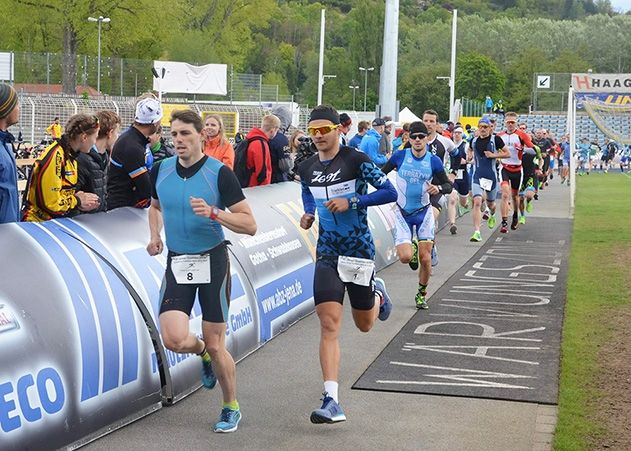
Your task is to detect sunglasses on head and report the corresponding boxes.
[81,115,100,133]
[307,124,338,137]
[409,133,427,140]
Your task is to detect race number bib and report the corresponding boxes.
[456,169,464,180]
[171,254,211,284]
[479,177,493,191]
[337,256,375,286]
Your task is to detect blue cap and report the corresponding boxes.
[478,117,491,126]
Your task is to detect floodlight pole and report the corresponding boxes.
[88,16,110,95]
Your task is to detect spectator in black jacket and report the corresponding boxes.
[107,94,162,210]
[269,105,294,183]
[76,111,121,213]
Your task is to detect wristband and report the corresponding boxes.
[209,206,219,220]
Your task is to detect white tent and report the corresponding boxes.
[398,107,421,123]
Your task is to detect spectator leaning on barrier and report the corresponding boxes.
[269,105,294,183]
[46,116,62,140]
[0,83,20,224]
[76,111,121,214]
[22,114,101,221]
[348,120,369,149]
[203,114,234,169]
[107,95,163,210]
[359,118,387,167]
[146,109,257,433]
[243,114,280,187]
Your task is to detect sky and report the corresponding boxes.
[610,0,631,12]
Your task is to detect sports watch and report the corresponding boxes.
[349,196,359,210]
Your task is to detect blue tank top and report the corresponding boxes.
[156,156,226,254]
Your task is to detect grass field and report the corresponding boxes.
[555,173,631,450]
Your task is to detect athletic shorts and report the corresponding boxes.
[313,256,375,310]
[500,168,523,193]
[393,205,435,245]
[542,154,551,173]
[472,179,498,201]
[453,174,469,197]
[159,243,231,323]
[429,193,444,212]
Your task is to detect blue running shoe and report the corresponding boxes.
[431,243,438,267]
[374,277,392,321]
[310,393,346,424]
[214,407,242,433]
[201,359,217,389]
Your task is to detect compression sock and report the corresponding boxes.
[223,400,240,411]
[418,283,428,295]
[197,345,211,364]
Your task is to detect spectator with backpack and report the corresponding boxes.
[234,114,280,188]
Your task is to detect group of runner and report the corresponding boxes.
[147,104,564,433]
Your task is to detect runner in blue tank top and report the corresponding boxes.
[468,116,510,242]
[381,121,452,309]
[146,110,257,433]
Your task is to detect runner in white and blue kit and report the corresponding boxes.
[381,121,452,309]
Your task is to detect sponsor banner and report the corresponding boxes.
[575,92,631,108]
[0,180,404,449]
[572,73,631,93]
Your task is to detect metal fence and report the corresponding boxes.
[2,50,293,103]
[13,94,310,145]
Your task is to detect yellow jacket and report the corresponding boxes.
[46,123,62,139]
[22,140,79,222]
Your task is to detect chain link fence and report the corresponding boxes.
[14,94,311,146]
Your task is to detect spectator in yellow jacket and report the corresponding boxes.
[46,117,62,140]
[22,114,101,221]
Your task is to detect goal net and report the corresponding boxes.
[582,99,631,145]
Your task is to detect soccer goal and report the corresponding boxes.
[567,73,631,211]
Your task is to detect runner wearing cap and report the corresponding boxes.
[298,104,396,424]
[107,94,163,210]
[381,121,452,309]
[497,112,536,232]
[468,117,510,242]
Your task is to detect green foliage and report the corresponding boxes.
[0,0,630,112]
[455,53,505,102]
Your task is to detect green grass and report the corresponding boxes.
[554,173,631,450]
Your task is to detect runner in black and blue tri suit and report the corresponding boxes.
[445,126,470,235]
[297,105,397,425]
[381,121,452,310]
[468,117,510,242]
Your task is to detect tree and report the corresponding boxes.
[0,0,173,94]
[455,53,505,102]
[399,64,451,120]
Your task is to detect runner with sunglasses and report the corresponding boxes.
[497,111,536,232]
[297,105,397,425]
[467,117,510,242]
[381,121,452,309]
